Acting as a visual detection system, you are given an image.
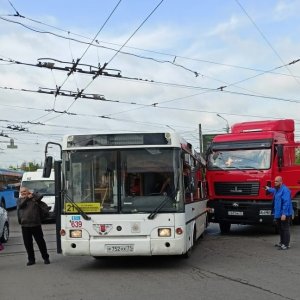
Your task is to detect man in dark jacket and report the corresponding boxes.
[17,187,50,266]
[266,176,294,250]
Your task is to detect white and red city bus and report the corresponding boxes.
[44,132,208,257]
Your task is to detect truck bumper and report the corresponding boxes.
[208,200,274,225]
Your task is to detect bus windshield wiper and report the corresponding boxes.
[63,192,91,220]
[148,194,171,220]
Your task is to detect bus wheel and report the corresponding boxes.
[183,228,196,258]
[219,222,231,234]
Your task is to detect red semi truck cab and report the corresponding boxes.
[206,119,300,233]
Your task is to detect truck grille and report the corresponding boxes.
[214,182,260,196]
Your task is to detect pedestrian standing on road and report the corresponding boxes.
[17,187,50,266]
[265,176,293,250]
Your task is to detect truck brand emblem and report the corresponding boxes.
[230,186,242,193]
[232,202,239,207]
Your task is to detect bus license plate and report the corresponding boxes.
[106,244,134,253]
[228,211,243,216]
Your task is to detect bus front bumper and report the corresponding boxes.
[61,236,186,256]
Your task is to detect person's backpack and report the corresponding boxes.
[38,200,50,221]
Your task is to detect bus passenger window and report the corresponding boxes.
[183,166,191,191]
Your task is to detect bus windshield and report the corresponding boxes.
[63,148,183,214]
[207,148,271,170]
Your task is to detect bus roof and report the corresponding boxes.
[22,169,54,181]
[62,132,190,151]
[0,168,23,177]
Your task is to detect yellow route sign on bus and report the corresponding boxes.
[65,202,101,213]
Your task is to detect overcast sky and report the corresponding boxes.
[0,0,300,168]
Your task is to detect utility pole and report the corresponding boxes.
[199,123,203,155]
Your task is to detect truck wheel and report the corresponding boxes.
[219,222,231,234]
[292,196,300,225]
[291,215,300,225]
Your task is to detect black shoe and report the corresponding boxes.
[27,261,35,266]
[44,258,50,264]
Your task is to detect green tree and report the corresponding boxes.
[19,161,42,171]
[296,149,300,165]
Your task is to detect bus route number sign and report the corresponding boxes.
[65,202,101,213]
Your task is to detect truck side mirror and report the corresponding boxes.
[277,144,283,168]
[43,156,53,178]
[205,146,212,161]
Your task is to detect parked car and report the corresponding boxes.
[0,206,9,243]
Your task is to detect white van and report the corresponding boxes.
[21,169,55,221]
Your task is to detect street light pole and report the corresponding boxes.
[217,114,230,133]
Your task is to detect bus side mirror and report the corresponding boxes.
[277,145,283,168]
[43,156,53,178]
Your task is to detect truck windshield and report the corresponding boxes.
[63,148,183,214]
[21,180,55,195]
[207,148,271,170]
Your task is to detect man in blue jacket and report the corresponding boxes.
[266,176,293,250]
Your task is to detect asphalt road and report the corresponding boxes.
[1,209,299,300]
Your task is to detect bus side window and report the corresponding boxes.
[183,165,191,191]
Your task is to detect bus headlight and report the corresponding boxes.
[158,228,171,237]
[70,229,82,238]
